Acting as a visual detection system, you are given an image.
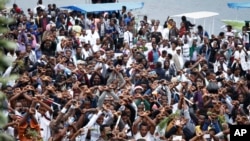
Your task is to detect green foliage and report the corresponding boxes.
[0,0,17,140]
[158,111,181,130]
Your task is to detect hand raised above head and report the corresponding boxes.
[29,108,36,115]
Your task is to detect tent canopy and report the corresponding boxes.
[171,11,219,34]
[171,11,219,19]
[61,2,144,13]
[227,2,250,9]
[221,20,245,30]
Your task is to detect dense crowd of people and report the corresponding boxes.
[0,0,250,141]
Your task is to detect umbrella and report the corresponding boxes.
[221,19,245,31]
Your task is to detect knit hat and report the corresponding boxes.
[134,85,144,91]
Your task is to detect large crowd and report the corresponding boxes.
[0,0,250,141]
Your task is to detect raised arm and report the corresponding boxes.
[132,116,142,135]
[97,91,108,108]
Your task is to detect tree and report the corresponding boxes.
[0,0,17,140]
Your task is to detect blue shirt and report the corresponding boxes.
[124,17,131,25]
[153,50,159,63]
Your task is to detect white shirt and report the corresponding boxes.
[154,125,166,141]
[234,49,247,63]
[6,53,17,65]
[167,48,175,56]
[28,50,37,64]
[230,74,240,83]
[90,123,101,141]
[100,23,106,37]
[158,45,168,54]
[151,25,163,33]
[82,48,93,60]
[92,44,101,53]
[214,61,228,72]
[126,56,136,69]
[134,132,154,141]
[145,42,153,56]
[86,31,100,46]
[182,44,190,57]
[158,56,166,68]
[56,42,64,53]
[35,111,51,141]
[238,32,249,44]
[5,127,15,138]
[123,31,133,48]
[176,53,184,69]
[161,28,170,40]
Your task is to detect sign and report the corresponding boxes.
[230,125,250,139]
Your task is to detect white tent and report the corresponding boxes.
[172,11,219,19]
[171,11,219,34]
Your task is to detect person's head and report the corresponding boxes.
[110,18,116,26]
[208,128,216,136]
[76,46,82,54]
[218,56,225,63]
[128,11,132,17]
[67,62,75,71]
[121,111,129,122]
[75,19,79,25]
[100,124,112,138]
[139,122,149,137]
[155,61,162,69]
[197,25,203,32]
[152,42,157,50]
[137,139,146,141]
[134,85,144,94]
[52,4,57,8]
[164,60,170,69]
[162,50,167,57]
[155,20,160,26]
[218,32,225,39]
[44,40,52,48]
[83,100,91,109]
[211,40,218,48]
[167,54,172,61]
[4,85,13,95]
[137,103,145,113]
[242,26,247,32]
[15,101,23,112]
[237,44,243,50]
[13,3,18,8]
[65,50,72,58]
[198,115,206,125]
[168,18,173,25]
[48,4,51,9]
[83,43,90,51]
[38,0,43,5]
[38,106,47,115]
[151,37,156,44]
[122,6,126,12]
[26,44,32,53]
[234,68,241,76]
[96,38,101,45]
[181,16,187,21]
[176,47,181,54]
[92,73,102,85]
[226,25,232,31]
[171,41,177,49]
[238,93,245,103]
[97,114,104,125]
